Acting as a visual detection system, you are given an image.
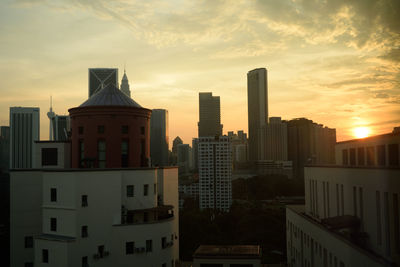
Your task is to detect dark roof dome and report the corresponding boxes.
[79,84,142,108]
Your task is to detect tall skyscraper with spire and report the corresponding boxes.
[120,68,131,98]
[47,96,55,140]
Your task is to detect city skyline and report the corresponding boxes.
[1,1,400,144]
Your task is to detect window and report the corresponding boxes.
[42,148,58,166]
[146,239,152,252]
[50,218,57,232]
[376,191,382,245]
[144,184,149,196]
[82,256,88,267]
[50,188,57,202]
[366,146,375,165]
[377,145,386,166]
[122,125,129,134]
[98,140,106,168]
[24,236,33,248]
[161,237,167,248]
[42,249,49,263]
[342,149,348,165]
[388,144,399,166]
[78,126,84,134]
[126,241,134,254]
[144,212,148,222]
[81,226,88,238]
[121,140,129,167]
[127,185,134,197]
[349,148,356,165]
[98,245,105,258]
[24,263,33,267]
[357,147,365,165]
[97,125,105,134]
[140,126,145,135]
[154,183,157,194]
[79,140,84,167]
[82,195,88,207]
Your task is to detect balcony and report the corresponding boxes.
[119,205,174,225]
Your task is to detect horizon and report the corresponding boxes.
[1,0,399,145]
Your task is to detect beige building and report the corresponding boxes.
[193,245,261,267]
[286,128,400,266]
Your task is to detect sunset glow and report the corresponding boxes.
[353,127,370,139]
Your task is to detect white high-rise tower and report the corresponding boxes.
[47,96,55,140]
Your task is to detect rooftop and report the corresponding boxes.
[193,245,261,259]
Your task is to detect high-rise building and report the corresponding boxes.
[50,115,70,141]
[47,96,56,140]
[171,136,183,165]
[177,144,191,176]
[120,69,131,98]
[150,109,169,167]
[287,118,336,178]
[88,68,118,97]
[258,117,288,161]
[198,92,223,137]
[0,126,10,172]
[286,128,400,266]
[192,138,199,172]
[10,79,179,267]
[198,136,232,212]
[247,68,268,162]
[9,107,40,169]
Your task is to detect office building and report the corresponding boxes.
[192,138,199,172]
[9,107,40,169]
[247,68,268,162]
[10,80,179,267]
[259,117,288,161]
[198,136,232,212]
[198,92,223,137]
[287,118,336,178]
[120,69,131,98]
[286,128,400,266]
[228,130,249,169]
[0,126,10,267]
[51,115,70,141]
[150,109,169,167]
[177,144,191,176]
[47,97,56,140]
[171,136,183,165]
[88,68,118,97]
[0,126,10,171]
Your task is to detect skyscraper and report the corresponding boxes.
[198,92,223,137]
[259,117,288,161]
[9,107,40,169]
[177,143,192,176]
[51,115,70,141]
[88,68,118,97]
[150,109,169,167]
[0,126,10,172]
[199,136,232,212]
[247,68,268,162]
[120,69,131,97]
[47,96,55,140]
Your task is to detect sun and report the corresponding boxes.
[353,127,370,139]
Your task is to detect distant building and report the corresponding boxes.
[193,245,261,267]
[287,118,336,178]
[9,107,40,169]
[228,130,249,168]
[88,68,118,97]
[199,136,232,212]
[51,115,70,141]
[0,126,10,172]
[198,92,223,137]
[120,69,131,97]
[247,68,268,162]
[286,128,400,266]
[177,144,191,176]
[150,109,169,167]
[192,138,199,172]
[171,136,183,165]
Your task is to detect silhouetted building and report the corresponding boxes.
[287,128,400,266]
[247,68,268,162]
[47,96,56,140]
[0,126,10,172]
[192,138,199,172]
[51,115,70,141]
[177,144,191,176]
[0,126,10,267]
[171,136,183,165]
[228,130,249,169]
[10,107,40,169]
[69,84,151,168]
[88,68,118,97]
[120,69,131,97]
[150,109,169,167]
[287,118,336,178]
[199,136,232,212]
[198,92,223,137]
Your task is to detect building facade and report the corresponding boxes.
[198,92,223,137]
[247,68,268,162]
[150,109,169,167]
[88,68,118,97]
[177,144,191,176]
[198,136,232,212]
[9,107,40,169]
[286,129,400,266]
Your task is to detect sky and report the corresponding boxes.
[0,0,399,145]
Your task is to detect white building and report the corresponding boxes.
[10,107,40,169]
[286,128,400,266]
[11,167,179,267]
[198,136,232,212]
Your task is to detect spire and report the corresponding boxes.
[47,95,56,140]
[120,67,131,98]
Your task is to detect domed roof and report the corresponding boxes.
[79,84,141,108]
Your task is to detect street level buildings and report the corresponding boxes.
[286,128,400,266]
[247,68,268,162]
[9,107,40,169]
[198,92,223,137]
[151,109,169,167]
[198,136,232,212]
